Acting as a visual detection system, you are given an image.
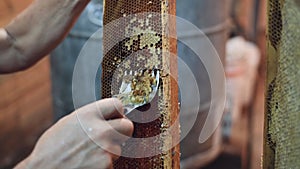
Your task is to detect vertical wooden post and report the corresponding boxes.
[102,0,179,168]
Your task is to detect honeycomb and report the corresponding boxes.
[264,0,300,168]
[268,0,282,50]
[102,0,179,168]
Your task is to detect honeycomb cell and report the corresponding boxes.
[268,0,282,50]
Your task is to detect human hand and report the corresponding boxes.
[15,98,133,169]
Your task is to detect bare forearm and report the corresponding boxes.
[0,0,90,73]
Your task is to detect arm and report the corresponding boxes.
[0,0,90,73]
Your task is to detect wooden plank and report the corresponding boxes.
[102,0,179,168]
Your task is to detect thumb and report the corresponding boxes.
[95,98,125,119]
[76,98,125,120]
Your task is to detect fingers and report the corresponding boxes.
[104,144,122,161]
[104,118,134,144]
[90,118,133,149]
[73,98,133,166]
[74,98,133,144]
[76,98,124,120]
[92,151,113,169]
[95,98,124,119]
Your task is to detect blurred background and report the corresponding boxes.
[0,0,266,168]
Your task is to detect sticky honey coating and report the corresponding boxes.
[129,70,157,104]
